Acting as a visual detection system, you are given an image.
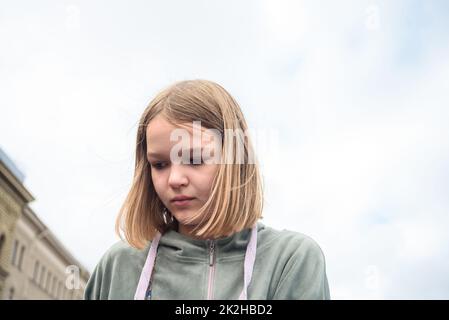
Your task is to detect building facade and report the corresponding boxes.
[0,148,89,299]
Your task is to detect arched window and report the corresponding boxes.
[18,245,26,270]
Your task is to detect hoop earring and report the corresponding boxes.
[162,207,174,224]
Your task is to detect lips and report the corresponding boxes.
[171,198,194,207]
[171,195,195,202]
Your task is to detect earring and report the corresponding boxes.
[162,207,174,224]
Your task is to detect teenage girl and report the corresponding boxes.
[84,79,330,300]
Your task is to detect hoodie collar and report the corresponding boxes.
[157,221,264,261]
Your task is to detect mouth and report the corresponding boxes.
[171,198,195,207]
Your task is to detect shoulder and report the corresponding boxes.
[98,239,151,268]
[103,239,148,259]
[257,221,326,275]
[84,239,151,300]
[256,223,330,299]
[279,229,326,260]
[258,222,327,266]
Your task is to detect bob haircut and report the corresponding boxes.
[115,79,264,249]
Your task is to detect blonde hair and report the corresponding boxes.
[115,79,264,249]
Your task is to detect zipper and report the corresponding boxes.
[207,240,216,300]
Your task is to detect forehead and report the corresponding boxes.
[146,115,218,155]
[146,115,178,144]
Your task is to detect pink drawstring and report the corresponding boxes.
[134,231,161,300]
[238,224,258,300]
[134,223,258,300]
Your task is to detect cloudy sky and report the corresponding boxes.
[1,0,449,299]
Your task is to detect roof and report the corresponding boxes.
[0,147,25,183]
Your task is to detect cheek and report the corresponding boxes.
[196,166,218,193]
[151,173,166,196]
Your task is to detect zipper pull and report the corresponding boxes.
[209,240,215,266]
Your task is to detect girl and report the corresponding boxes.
[84,80,330,300]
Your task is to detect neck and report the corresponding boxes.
[177,223,206,240]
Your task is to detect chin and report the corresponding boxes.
[174,213,201,225]
[172,212,194,222]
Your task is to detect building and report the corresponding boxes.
[0,148,89,299]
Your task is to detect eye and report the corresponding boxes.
[151,162,168,170]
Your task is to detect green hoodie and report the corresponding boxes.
[84,221,330,300]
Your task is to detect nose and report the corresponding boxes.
[167,164,188,189]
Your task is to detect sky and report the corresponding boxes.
[1,0,449,299]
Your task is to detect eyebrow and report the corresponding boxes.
[146,147,204,159]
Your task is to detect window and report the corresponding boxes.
[33,260,40,281]
[40,266,46,287]
[11,239,18,266]
[54,278,59,298]
[18,245,26,271]
[51,276,57,297]
[57,282,62,300]
[0,234,5,261]
[46,272,52,292]
[9,287,15,300]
